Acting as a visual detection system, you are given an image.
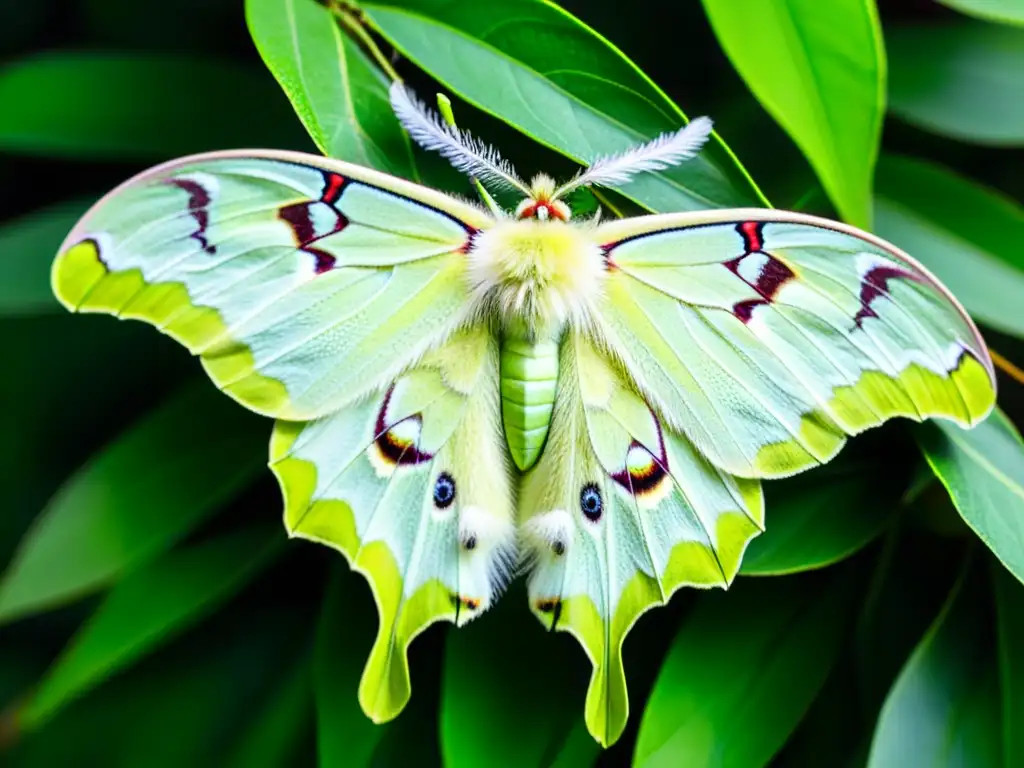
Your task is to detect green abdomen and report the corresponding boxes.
[500,335,559,472]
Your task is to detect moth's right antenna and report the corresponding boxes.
[389,82,530,201]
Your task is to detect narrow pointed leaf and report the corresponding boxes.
[8,597,309,766]
[315,566,387,767]
[245,0,417,177]
[635,570,855,767]
[0,198,91,317]
[742,461,896,575]
[874,154,1024,339]
[0,52,307,158]
[700,0,884,227]
[916,410,1024,586]
[888,22,1024,146]
[936,0,1024,26]
[441,584,581,767]
[868,563,1001,767]
[359,0,765,213]
[994,563,1024,768]
[226,647,313,768]
[548,717,600,768]
[18,525,284,730]
[0,383,267,624]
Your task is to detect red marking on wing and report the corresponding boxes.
[278,200,349,274]
[854,264,919,328]
[457,226,479,255]
[321,172,346,205]
[373,385,434,466]
[726,254,795,324]
[737,220,764,253]
[167,178,216,255]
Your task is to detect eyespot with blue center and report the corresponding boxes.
[580,483,603,522]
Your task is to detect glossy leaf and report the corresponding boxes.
[868,563,1001,766]
[994,563,1024,768]
[0,51,307,159]
[916,410,1024,586]
[888,22,1024,146]
[226,646,313,768]
[936,0,1024,26]
[548,717,600,768]
[245,0,417,177]
[634,570,855,767]
[700,0,884,227]
[0,317,189,569]
[0,198,90,317]
[314,565,387,767]
[741,463,895,575]
[874,154,1024,339]
[18,525,283,730]
[360,0,765,213]
[441,584,581,767]
[0,383,267,624]
[7,594,310,766]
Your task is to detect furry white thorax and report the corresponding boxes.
[467,217,605,333]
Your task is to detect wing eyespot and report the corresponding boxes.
[579,483,603,522]
[433,471,456,509]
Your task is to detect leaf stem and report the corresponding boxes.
[331,4,401,83]
[991,348,1024,386]
[590,187,625,218]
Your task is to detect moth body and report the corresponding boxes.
[467,218,604,331]
[498,334,559,471]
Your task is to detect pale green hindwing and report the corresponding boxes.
[271,326,515,722]
[519,331,764,747]
[592,209,997,480]
[50,150,493,421]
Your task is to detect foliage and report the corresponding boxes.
[1,0,1023,765]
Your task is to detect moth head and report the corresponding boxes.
[514,174,572,221]
[389,82,714,214]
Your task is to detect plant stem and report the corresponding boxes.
[590,187,625,218]
[331,4,401,83]
[990,348,1024,386]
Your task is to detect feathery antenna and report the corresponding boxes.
[554,117,714,198]
[389,82,530,196]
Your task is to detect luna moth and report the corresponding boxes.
[50,82,996,747]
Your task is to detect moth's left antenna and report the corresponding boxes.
[389,81,529,209]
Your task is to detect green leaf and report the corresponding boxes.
[0,317,190,569]
[7,591,310,766]
[634,570,855,767]
[0,51,308,159]
[867,561,1001,767]
[548,717,600,768]
[994,562,1024,768]
[887,21,1024,146]
[245,0,417,177]
[700,0,884,227]
[874,154,1024,339]
[916,410,1024,586]
[440,584,582,767]
[0,383,267,624]
[314,565,387,767]
[937,0,1024,26]
[225,646,313,768]
[359,0,765,213]
[741,462,895,576]
[0,198,91,317]
[17,525,284,730]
